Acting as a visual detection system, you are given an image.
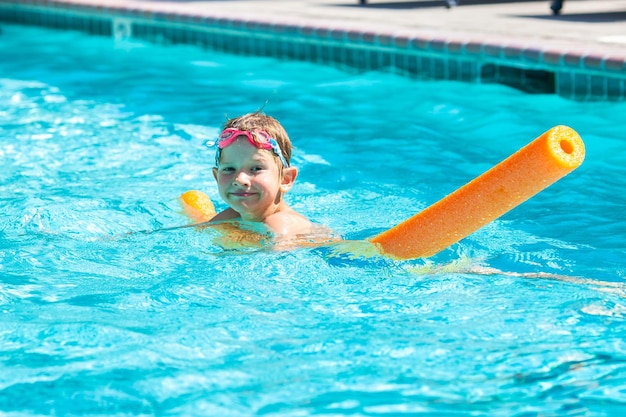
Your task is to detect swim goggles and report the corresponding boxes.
[213,128,289,167]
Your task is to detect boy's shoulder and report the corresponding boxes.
[264,208,313,237]
[210,208,240,222]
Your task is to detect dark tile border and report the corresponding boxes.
[0,0,624,101]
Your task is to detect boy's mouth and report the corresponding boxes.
[230,191,255,198]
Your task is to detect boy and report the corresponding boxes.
[190,112,322,243]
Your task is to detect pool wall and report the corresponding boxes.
[0,0,624,101]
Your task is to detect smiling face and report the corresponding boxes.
[212,137,295,222]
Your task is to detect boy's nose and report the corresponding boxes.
[233,171,250,187]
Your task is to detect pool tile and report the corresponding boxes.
[503,45,523,60]
[428,38,446,52]
[542,50,563,66]
[377,34,392,46]
[583,54,604,70]
[393,35,411,49]
[464,41,483,56]
[483,43,502,58]
[563,52,582,68]
[589,75,607,100]
[605,56,626,72]
[446,40,463,54]
[411,37,430,51]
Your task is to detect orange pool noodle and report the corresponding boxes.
[180,190,216,223]
[370,125,585,259]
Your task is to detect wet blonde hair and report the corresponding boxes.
[222,112,293,167]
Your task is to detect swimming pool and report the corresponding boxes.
[1,23,626,415]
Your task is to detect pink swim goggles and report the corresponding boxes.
[213,128,289,167]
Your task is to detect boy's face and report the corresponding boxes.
[212,138,293,222]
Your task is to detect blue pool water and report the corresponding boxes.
[1,24,626,416]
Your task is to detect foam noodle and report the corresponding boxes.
[370,125,585,259]
[180,190,216,223]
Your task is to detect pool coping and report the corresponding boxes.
[1,0,625,101]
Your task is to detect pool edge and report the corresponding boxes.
[0,0,624,101]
